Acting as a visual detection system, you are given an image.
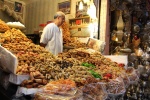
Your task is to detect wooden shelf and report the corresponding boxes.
[69,25,89,29]
[69,17,91,37]
[69,16,90,20]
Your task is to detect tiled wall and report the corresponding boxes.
[25,0,80,34]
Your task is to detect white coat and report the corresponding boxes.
[40,23,63,55]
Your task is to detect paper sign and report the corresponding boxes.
[0,45,18,74]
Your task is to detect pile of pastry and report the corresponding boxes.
[61,22,87,48]
[0,19,10,33]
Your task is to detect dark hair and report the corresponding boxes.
[54,15,58,19]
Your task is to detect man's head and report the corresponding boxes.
[54,11,65,27]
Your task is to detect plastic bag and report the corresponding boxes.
[87,38,106,53]
[103,77,126,100]
[43,79,77,96]
[44,84,77,96]
[16,86,43,96]
[9,73,29,85]
[104,77,126,97]
[120,72,130,88]
[82,82,107,100]
[34,89,83,100]
[126,67,139,84]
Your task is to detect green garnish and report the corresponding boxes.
[81,62,96,68]
[89,70,102,79]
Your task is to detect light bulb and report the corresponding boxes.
[79,1,83,10]
[87,3,96,19]
[115,37,118,41]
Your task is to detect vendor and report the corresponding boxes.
[40,11,65,55]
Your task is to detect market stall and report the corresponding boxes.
[1,19,149,100]
[0,0,150,99]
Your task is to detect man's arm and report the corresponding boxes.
[40,24,53,48]
[40,25,50,48]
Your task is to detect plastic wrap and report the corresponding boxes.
[16,87,43,96]
[43,79,77,96]
[126,67,139,84]
[35,79,83,100]
[34,89,83,100]
[0,45,18,74]
[44,84,77,96]
[87,38,106,53]
[104,77,126,99]
[82,82,107,100]
[120,72,130,88]
[9,73,29,85]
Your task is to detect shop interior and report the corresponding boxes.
[0,0,150,100]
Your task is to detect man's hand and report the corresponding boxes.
[40,43,46,47]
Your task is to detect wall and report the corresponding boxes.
[0,0,26,23]
[25,0,80,34]
[0,10,16,22]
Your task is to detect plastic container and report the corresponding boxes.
[126,67,139,84]
[103,77,126,100]
[82,82,108,100]
[34,89,83,100]
[120,72,130,88]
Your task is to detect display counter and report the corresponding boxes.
[0,20,150,100]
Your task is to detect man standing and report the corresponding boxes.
[40,11,65,55]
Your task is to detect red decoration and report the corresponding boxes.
[39,24,46,27]
[76,20,81,25]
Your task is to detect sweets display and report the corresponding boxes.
[44,79,76,95]
[21,72,48,88]
[61,22,87,48]
[58,48,126,80]
[0,19,10,33]
[105,78,126,94]
[0,29,32,44]
[0,19,140,99]
[82,83,107,100]
[61,22,71,43]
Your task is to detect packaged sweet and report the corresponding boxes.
[104,77,126,95]
[120,72,130,88]
[43,79,77,96]
[34,79,83,100]
[126,67,139,84]
[34,90,83,100]
[82,82,107,100]
[0,19,10,33]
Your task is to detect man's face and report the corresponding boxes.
[58,16,65,26]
